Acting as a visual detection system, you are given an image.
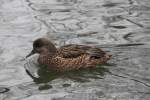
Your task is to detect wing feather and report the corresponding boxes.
[57,44,105,58]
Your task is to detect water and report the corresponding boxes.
[0,0,150,100]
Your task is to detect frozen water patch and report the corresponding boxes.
[24,54,40,78]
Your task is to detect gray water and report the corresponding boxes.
[0,0,150,100]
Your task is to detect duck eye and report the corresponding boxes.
[33,42,43,48]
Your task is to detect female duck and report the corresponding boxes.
[26,38,111,72]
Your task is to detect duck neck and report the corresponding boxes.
[40,47,56,57]
[47,43,57,53]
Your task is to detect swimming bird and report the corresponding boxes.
[26,38,111,72]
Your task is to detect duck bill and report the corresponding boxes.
[26,50,35,58]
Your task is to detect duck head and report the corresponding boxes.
[26,38,57,58]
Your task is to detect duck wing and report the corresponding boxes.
[58,44,106,58]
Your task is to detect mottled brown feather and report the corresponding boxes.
[39,45,108,71]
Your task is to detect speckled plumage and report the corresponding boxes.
[26,38,111,72]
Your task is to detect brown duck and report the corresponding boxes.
[26,38,111,72]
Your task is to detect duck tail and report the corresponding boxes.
[87,47,111,59]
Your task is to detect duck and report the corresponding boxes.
[26,38,111,72]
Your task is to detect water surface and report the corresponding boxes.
[0,0,150,100]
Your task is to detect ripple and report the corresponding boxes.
[0,87,10,93]
[109,25,127,29]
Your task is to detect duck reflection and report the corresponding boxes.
[26,64,110,84]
